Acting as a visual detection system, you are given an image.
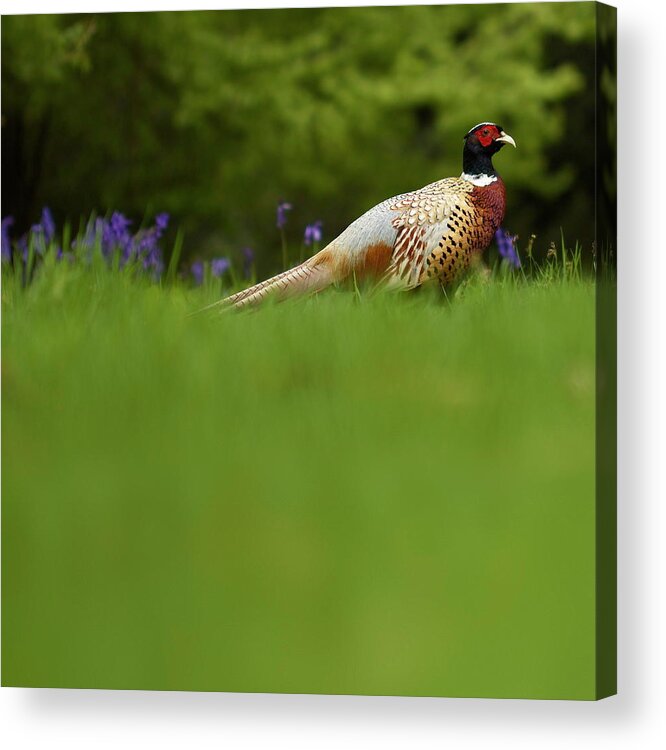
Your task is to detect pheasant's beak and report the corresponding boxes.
[496,131,516,148]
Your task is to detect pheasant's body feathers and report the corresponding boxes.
[214,123,516,309]
[384,176,505,289]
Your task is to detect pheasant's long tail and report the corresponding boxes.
[202,258,335,312]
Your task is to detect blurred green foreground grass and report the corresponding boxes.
[2,265,597,698]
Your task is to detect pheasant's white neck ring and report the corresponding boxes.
[461,172,498,187]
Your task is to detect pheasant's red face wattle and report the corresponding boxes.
[476,125,501,148]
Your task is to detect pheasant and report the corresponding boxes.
[220,122,515,309]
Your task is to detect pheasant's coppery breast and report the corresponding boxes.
[425,179,506,284]
[469,178,507,237]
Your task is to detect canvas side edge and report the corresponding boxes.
[594,0,617,701]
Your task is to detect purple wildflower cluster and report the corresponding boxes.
[190,255,237,285]
[74,211,170,275]
[495,229,521,269]
[276,200,324,247]
[3,198,321,286]
[1,207,171,278]
[2,208,60,262]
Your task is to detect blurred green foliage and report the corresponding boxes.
[2,3,596,273]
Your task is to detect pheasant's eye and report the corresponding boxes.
[482,128,490,136]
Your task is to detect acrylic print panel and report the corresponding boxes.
[1,2,616,699]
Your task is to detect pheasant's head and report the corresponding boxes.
[464,122,516,154]
[462,122,516,182]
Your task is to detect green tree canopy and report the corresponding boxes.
[2,3,597,271]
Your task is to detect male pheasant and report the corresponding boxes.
[220,122,515,309]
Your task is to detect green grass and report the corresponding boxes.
[2,254,599,698]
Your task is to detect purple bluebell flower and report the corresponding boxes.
[495,228,521,269]
[304,220,323,246]
[130,214,169,274]
[110,212,132,236]
[155,213,169,234]
[77,214,122,258]
[191,260,205,285]
[1,216,14,262]
[242,246,254,278]
[276,201,292,230]
[135,228,158,255]
[107,212,133,259]
[40,207,56,243]
[139,238,164,275]
[211,257,230,278]
[27,207,61,257]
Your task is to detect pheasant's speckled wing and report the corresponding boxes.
[383,177,477,289]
